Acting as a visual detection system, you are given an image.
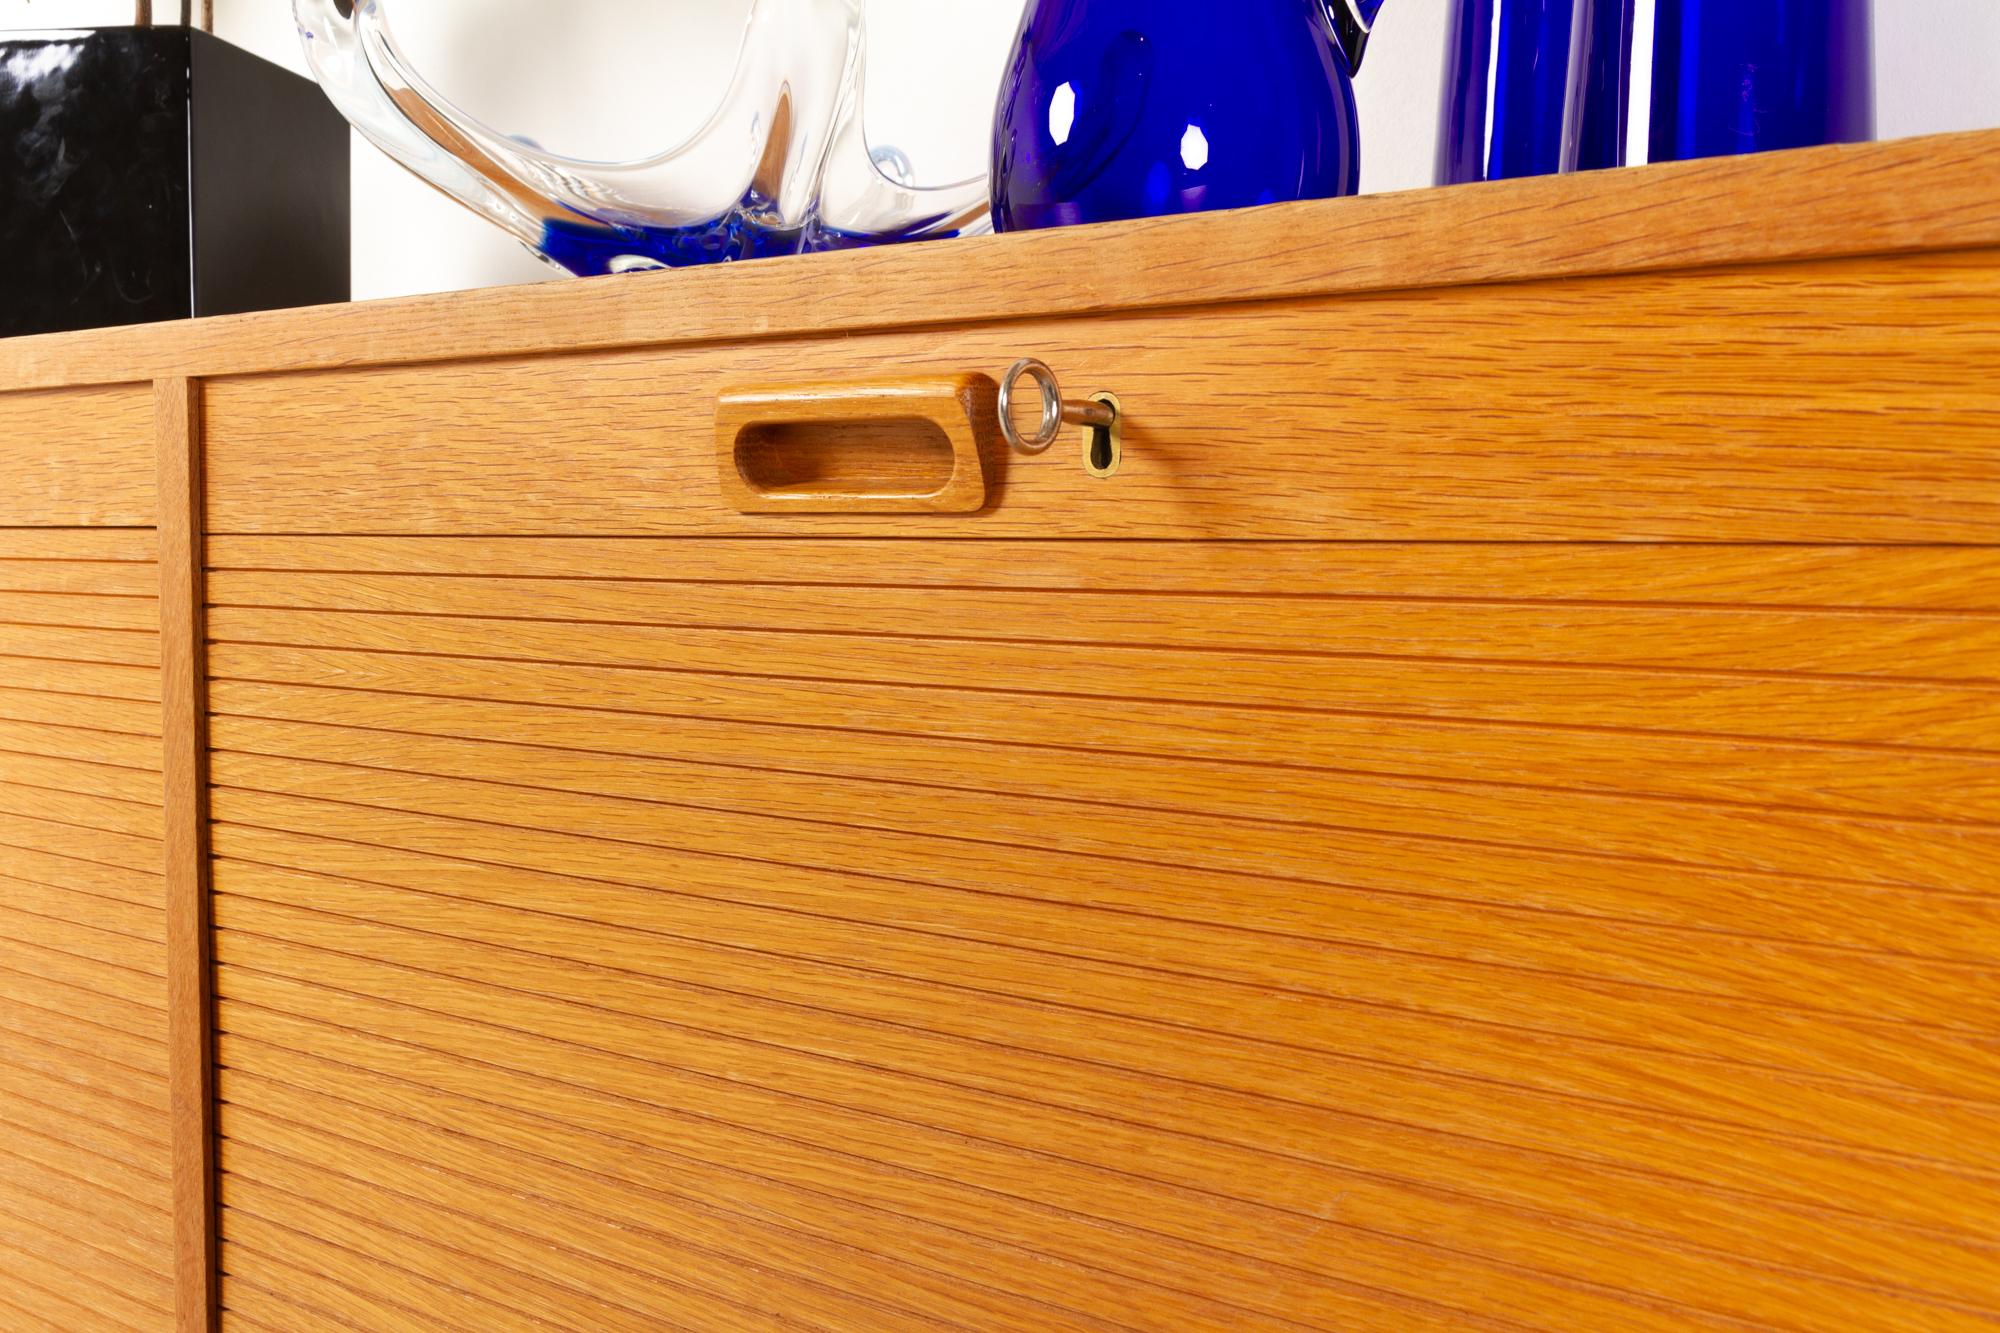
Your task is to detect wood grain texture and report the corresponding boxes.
[158,377,218,1333]
[2,129,2000,395]
[205,535,2000,1332]
[0,531,173,1326]
[202,250,2000,541]
[0,384,157,526]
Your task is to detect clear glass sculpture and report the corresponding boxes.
[292,0,991,275]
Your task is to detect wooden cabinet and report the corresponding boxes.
[4,130,2000,1331]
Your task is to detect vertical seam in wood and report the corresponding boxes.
[157,376,217,1333]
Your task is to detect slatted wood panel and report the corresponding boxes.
[201,534,2000,1332]
[0,527,174,1331]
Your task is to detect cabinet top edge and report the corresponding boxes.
[4,127,1999,395]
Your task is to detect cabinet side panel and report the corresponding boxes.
[0,527,174,1330]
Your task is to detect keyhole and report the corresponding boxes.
[1081,392,1122,479]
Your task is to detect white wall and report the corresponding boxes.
[8,0,2000,301]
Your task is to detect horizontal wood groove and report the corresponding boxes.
[207,892,2000,1232]
[204,742,2000,939]
[218,1127,1018,1333]
[195,786,2000,970]
[203,610,2000,695]
[200,780,2000,1130]
[0,1189,173,1307]
[199,880,2000,1288]
[213,1025,1419,1333]
[0,848,166,902]
[0,826,166,877]
[195,538,2000,603]
[0,1259,155,1333]
[207,984,1656,1328]
[215,1032,2000,1333]
[198,574,2000,682]
[199,649,2000,769]
[200,634,2000,763]
[0,725,168,765]
[202,815,2000,1215]
[200,686,2000,843]
[222,1171,800,1333]
[0,689,167,736]
[0,1285,135,1333]
[207,956,2000,1328]
[221,1104,1136,1328]
[200,779,2000,991]
[205,887,2000,1226]
[220,1276,378,1333]
[0,871,169,937]
[7,128,2000,392]
[198,768,1999,1041]
[211,1076,1175,1333]
[0,1038,172,1122]
[0,1011,168,1092]
[0,1109,173,1199]
[211,876,2000,1184]
[204,576,2000,618]
[207,820,2000,1192]
[203,804,1995,1027]
[191,668,2000,772]
[220,1225,547,1333]
[0,528,171,1327]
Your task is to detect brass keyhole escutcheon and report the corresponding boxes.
[1082,392,1122,479]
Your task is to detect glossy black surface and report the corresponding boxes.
[1,29,192,335]
[0,27,348,339]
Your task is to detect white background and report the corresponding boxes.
[7,0,2000,301]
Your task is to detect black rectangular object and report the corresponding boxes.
[1,26,350,338]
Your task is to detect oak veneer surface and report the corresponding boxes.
[0,522,173,1331]
[203,249,2000,542]
[199,259,2000,1330]
[0,387,155,528]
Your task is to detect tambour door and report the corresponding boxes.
[0,384,175,1330]
[199,248,2000,1331]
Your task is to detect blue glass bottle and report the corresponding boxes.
[1437,0,1635,185]
[1441,0,1871,185]
[1649,0,1874,163]
[990,0,1386,233]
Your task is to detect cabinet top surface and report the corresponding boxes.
[3,128,1999,394]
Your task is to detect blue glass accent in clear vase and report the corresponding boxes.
[1649,0,1874,163]
[990,0,1379,233]
[293,0,992,277]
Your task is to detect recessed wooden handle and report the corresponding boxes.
[716,374,993,515]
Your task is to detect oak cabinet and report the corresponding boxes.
[4,130,2000,1331]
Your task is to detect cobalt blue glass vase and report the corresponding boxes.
[1437,0,1635,184]
[990,0,1386,233]
[1440,0,1872,185]
[1648,0,1874,163]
